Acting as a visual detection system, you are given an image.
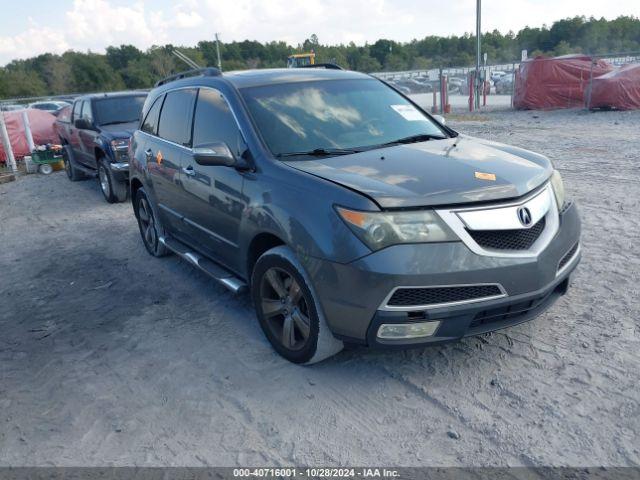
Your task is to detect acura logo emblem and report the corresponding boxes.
[517,207,533,227]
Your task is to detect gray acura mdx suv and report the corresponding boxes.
[130,66,581,364]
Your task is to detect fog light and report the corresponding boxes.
[377,321,440,340]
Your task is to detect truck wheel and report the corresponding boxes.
[62,145,85,181]
[251,245,343,364]
[98,158,127,203]
[134,188,169,257]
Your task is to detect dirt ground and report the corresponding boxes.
[1,109,638,467]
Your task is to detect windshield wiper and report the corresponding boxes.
[99,120,138,126]
[275,147,360,158]
[378,133,446,147]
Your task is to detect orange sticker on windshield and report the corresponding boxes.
[475,171,496,181]
[156,150,163,165]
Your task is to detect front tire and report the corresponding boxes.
[134,188,169,257]
[98,158,127,203]
[251,246,343,364]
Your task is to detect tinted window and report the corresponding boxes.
[33,103,57,111]
[141,95,164,135]
[157,89,197,147]
[192,88,240,151]
[81,101,93,123]
[93,95,146,126]
[72,101,81,122]
[240,79,447,156]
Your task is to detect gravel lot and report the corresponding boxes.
[1,109,638,467]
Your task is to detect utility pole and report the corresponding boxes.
[215,33,222,71]
[475,0,482,110]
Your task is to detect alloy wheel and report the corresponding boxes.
[99,166,110,197]
[138,197,157,248]
[259,267,311,351]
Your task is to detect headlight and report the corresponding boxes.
[336,207,458,251]
[111,138,130,150]
[550,170,566,210]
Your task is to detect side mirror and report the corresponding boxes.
[74,118,93,130]
[432,114,446,125]
[192,142,236,167]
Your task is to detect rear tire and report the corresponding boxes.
[134,188,169,257]
[98,158,127,203]
[62,145,85,181]
[251,245,343,364]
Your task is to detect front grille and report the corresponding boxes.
[558,243,579,271]
[467,217,546,250]
[387,284,503,307]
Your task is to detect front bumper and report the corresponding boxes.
[367,270,573,348]
[304,201,581,346]
[109,161,129,182]
[109,161,129,172]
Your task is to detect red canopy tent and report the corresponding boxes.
[514,54,613,110]
[590,63,640,110]
[0,109,57,163]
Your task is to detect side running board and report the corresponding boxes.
[159,236,247,294]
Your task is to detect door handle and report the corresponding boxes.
[182,166,196,176]
[144,149,153,160]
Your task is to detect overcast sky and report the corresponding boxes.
[1,0,638,65]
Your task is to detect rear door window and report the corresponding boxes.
[157,89,197,147]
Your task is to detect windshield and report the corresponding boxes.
[240,79,448,157]
[94,96,146,126]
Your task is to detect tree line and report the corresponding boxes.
[1,15,639,99]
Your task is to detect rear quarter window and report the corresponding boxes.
[141,94,164,136]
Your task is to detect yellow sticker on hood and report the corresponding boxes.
[475,171,496,181]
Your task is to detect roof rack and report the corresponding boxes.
[297,63,344,70]
[154,67,222,87]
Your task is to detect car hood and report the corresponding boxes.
[99,121,138,139]
[283,135,553,208]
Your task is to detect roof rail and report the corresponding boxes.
[297,63,344,70]
[154,67,222,87]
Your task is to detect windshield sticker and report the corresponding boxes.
[391,104,427,121]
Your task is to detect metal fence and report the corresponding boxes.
[373,65,515,114]
[0,93,78,111]
[372,52,640,113]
